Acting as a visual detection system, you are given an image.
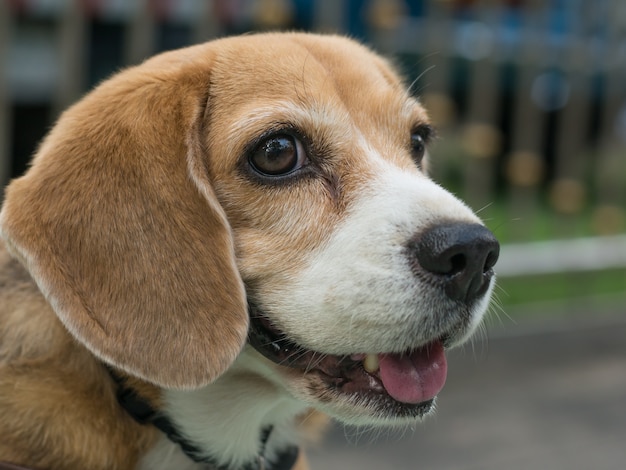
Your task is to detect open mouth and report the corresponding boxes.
[248,310,448,418]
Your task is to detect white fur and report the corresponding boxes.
[140,346,309,469]
[239,153,494,426]
[262,156,483,355]
[138,435,201,470]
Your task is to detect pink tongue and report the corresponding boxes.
[378,341,447,404]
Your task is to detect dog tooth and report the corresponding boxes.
[363,354,380,373]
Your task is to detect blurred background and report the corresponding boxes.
[0,1,624,469]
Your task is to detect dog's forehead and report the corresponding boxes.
[209,34,427,128]
[213,35,390,90]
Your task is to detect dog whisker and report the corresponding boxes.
[304,352,322,374]
[407,52,441,96]
[474,201,495,215]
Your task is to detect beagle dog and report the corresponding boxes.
[0,33,499,470]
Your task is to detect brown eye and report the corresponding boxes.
[249,134,306,176]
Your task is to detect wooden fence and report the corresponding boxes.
[1,0,625,261]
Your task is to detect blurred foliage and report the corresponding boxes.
[496,268,626,309]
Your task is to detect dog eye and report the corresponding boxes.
[411,125,435,166]
[410,132,426,166]
[249,134,306,176]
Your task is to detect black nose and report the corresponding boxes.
[410,223,500,303]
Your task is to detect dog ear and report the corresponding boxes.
[0,45,249,389]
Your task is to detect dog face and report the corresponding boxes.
[0,34,498,429]
[203,35,499,424]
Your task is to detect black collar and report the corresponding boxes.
[108,367,299,470]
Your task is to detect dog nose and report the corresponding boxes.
[410,223,500,303]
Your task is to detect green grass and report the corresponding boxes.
[495,268,626,308]
[478,201,601,245]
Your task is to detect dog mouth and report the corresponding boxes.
[248,311,448,418]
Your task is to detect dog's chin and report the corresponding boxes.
[248,311,454,425]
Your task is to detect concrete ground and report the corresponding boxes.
[308,305,626,470]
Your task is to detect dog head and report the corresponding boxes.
[0,33,498,426]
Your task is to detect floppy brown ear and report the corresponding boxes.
[0,44,248,389]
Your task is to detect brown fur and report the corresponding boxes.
[0,245,158,469]
[0,43,248,389]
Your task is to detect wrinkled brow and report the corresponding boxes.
[225,100,352,156]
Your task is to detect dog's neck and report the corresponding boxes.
[136,346,308,470]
